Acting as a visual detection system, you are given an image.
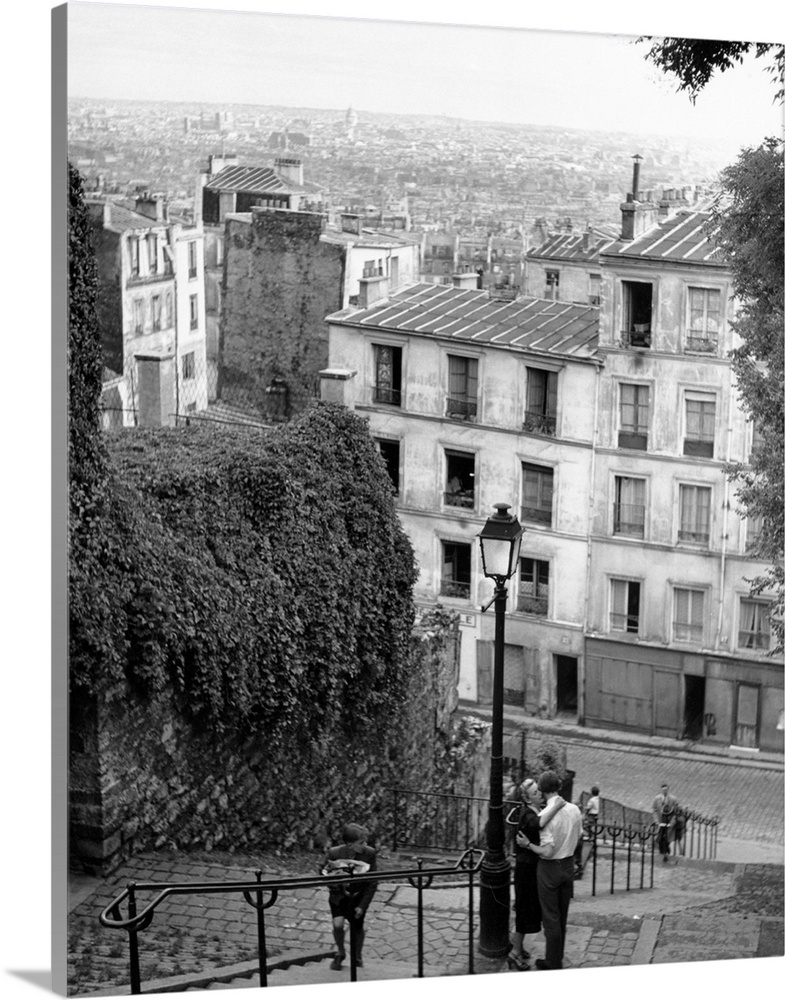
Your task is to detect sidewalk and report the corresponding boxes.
[67,846,783,996]
[458,700,785,769]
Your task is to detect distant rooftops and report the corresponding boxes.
[527,231,616,263]
[327,282,599,361]
[204,164,305,194]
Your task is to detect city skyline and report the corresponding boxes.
[67,2,783,161]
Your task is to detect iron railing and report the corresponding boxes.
[99,850,484,994]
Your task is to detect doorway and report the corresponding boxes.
[556,655,578,713]
[683,674,705,740]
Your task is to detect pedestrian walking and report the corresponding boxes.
[516,770,582,971]
[574,784,600,878]
[652,783,680,862]
[321,822,377,970]
[507,778,543,971]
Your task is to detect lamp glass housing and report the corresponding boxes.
[478,503,524,582]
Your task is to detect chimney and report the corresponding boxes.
[341,213,363,235]
[358,273,390,309]
[631,154,642,201]
[274,157,304,187]
[581,226,594,252]
[452,272,479,290]
[135,193,167,222]
[620,155,658,240]
[319,368,358,409]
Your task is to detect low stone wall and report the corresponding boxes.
[70,609,489,874]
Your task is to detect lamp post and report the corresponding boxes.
[477,502,525,957]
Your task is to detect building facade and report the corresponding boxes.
[88,193,208,428]
[324,192,782,751]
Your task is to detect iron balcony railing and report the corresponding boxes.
[444,489,475,509]
[373,386,401,406]
[445,397,477,420]
[685,335,718,354]
[613,502,646,538]
[522,410,556,436]
[99,850,485,994]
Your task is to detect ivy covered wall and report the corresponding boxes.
[69,403,487,872]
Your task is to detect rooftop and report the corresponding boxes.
[327,282,599,361]
[527,231,615,263]
[603,209,726,265]
[204,164,305,194]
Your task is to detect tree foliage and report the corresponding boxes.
[639,38,784,103]
[68,162,107,505]
[69,402,419,741]
[710,139,785,651]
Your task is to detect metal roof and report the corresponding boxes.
[101,203,165,233]
[602,210,726,266]
[205,165,304,194]
[526,232,615,263]
[328,283,599,361]
[322,227,421,249]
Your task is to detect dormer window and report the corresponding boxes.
[622,280,652,347]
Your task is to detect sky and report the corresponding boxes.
[65,1,784,156]
[1,5,783,1000]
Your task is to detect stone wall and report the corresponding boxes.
[69,610,489,874]
[220,208,345,416]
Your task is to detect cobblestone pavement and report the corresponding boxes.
[68,847,783,995]
[495,719,784,851]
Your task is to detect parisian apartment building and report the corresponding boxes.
[323,181,783,754]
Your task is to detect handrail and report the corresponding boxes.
[99,849,485,993]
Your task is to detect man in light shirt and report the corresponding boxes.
[515,770,582,970]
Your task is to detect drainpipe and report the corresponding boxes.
[582,360,602,721]
[715,413,733,650]
[166,228,180,419]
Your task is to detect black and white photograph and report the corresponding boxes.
[5,2,784,1000]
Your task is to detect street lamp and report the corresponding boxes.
[477,502,525,957]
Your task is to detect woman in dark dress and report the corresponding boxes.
[508,778,543,971]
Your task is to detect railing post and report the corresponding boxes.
[626,826,633,891]
[416,858,425,979]
[254,870,268,988]
[590,823,598,898]
[127,882,141,996]
[467,852,476,975]
[393,789,399,853]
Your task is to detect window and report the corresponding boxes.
[188,240,197,278]
[518,558,549,616]
[373,344,402,405]
[613,476,646,538]
[589,273,601,307]
[686,288,720,353]
[374,438,400,495]
[129,237,140,277]
[164,290,173,328]
[441,542,471,599]
[132,297,145,334]
[618,383,649,450]
[523,367,557,436]
[745,514,764,555]
[446,355,478,420]
[622,280,652,346]
[521,462,553,526]
[738,599,770,650]
[147,234,158,274]
[444,449,476,509]
[545,269,560,300]
[610,579,640,634]
[679,484,711,545]
[182,351,195,380]
[673,588,705,644]
[684,393,716,458]
[189,294,198,330]
[151,295,162,331]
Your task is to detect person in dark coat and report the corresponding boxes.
[507,778,544,971]
[321,823,377,970]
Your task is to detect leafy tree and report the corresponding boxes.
[68,161,106,504]
[638,38,784,102]
[711,139,785,652]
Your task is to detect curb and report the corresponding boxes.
[630,917,661,964]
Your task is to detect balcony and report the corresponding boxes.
[622,325,651,348]
[440,579,470,599]
[685,335,718,355]
[445,397,477,421]
[618,430,648,451]
[522,410,556,436]
[444,489,475,509]
[678,528,709,546]
[517,593,547,616]
[613,503,645,539]
[373,386,402,406]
